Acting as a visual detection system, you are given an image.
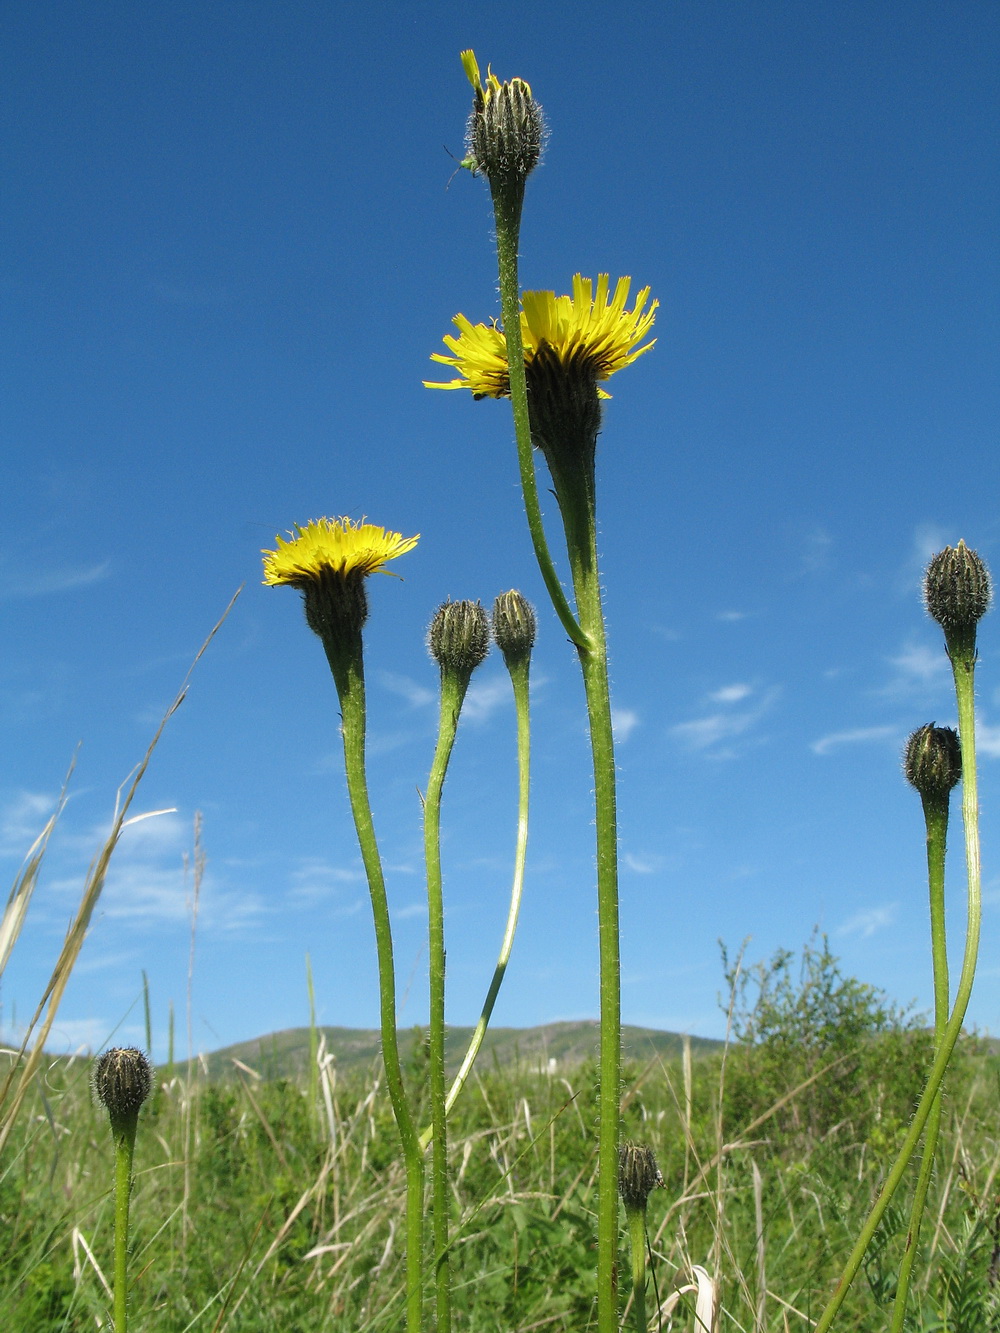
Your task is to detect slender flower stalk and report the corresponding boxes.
[263,518,425,1333]
[93,1048,153,1333]
[420,591,536,1150]
[619,1142,664,1333]
[814,543,989,1333]
[424,599,490,1333]
[889,724,962,1331]
[428,58,659,1326]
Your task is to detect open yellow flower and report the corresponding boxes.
[425,275,657,400]
[262,518,418,588]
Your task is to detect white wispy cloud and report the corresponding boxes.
[912,524,950,569]
[709,683,752,704]
[810,726,896,756]
[800,527,833,575]
[976,719,1000,759]
[716,610,748,623]
[0,790,58,857]
[379,672,435,709]
[0,560,110,600]
[288,857,363,904]
[395,902,428,920]
[612,708,640,742]
[462,674,511,724]
[670,684,777,755]
[42,1016,128,1054]
[623,852,662,874]
[884,640,951,690]
[39,809,265,931]
[837,904,897,938]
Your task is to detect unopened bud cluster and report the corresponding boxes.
[904,724,962,801]
[492,590,536,667]
[429,600,490,679]
[925,542,991,656]
[618,1140,664,1213]
[93,1047,153,1130]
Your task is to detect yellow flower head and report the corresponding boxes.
[262,518,418,588]
[425,275,657,400]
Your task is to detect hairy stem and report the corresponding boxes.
[111,1125,136,1333]
[626,1208,648,1333]
[423,671,469,1333]
[814,654,981,1333]
[420,655,531,1150]
[889,793,951,1332]
[329,646,424,1333]
[491,184,587,651]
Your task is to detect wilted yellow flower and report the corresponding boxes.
[262,518,418,588]
[425,275,657,400]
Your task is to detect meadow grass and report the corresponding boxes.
[3,1000,999,1331]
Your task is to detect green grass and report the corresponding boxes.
[4,1030,1000,1331]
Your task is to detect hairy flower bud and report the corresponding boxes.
[492,590,536,668]
[462,50,543,189]
[428,599,490,680]
[618,1140,664,1214]
[925,541,991,660]
[93,1047,153,1132]
[904,724,962,801]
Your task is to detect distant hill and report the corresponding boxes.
[203,1022,723,1081]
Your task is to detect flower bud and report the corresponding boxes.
[93,1047,153,1132]
[491,590,536,668]
[924,541,991,659]
[904,724,962,801]
[463,51,544,189]
[428,600,490,680]
[618,1140,664,1214]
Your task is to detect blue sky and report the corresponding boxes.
[3,2,999,1062]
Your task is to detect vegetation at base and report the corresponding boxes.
[4,946,1000,1331]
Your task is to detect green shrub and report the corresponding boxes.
[720,934,935,1153]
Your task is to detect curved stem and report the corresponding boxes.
[329,648,424,1333]
[420,655,531,1151]
[814,653,981,1333]
[889,796,951,1332]
[423,671,469,1333]
[491,185,587,651]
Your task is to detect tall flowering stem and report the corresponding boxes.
[429,57,658,1329]
[93,1048,153,1333]
[424,600,490,1333]
[814,543,988,1333]
[889,724,961,1331]
[489,243,622,1326]
[420,592,537,1149]
[263,519,425,1333]
[619,1143,664,1333]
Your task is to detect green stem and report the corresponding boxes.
[491,176,620,1333]
[550,478,622,1330]
[328,646,424,1333]
[626,1207,648,1333]
[814,655,981,1333]
[424,671,469,1333]
[491,184,587,651]
[889,796,951,1333]
[420,655,531,1151]
[111,1124,137,1333]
